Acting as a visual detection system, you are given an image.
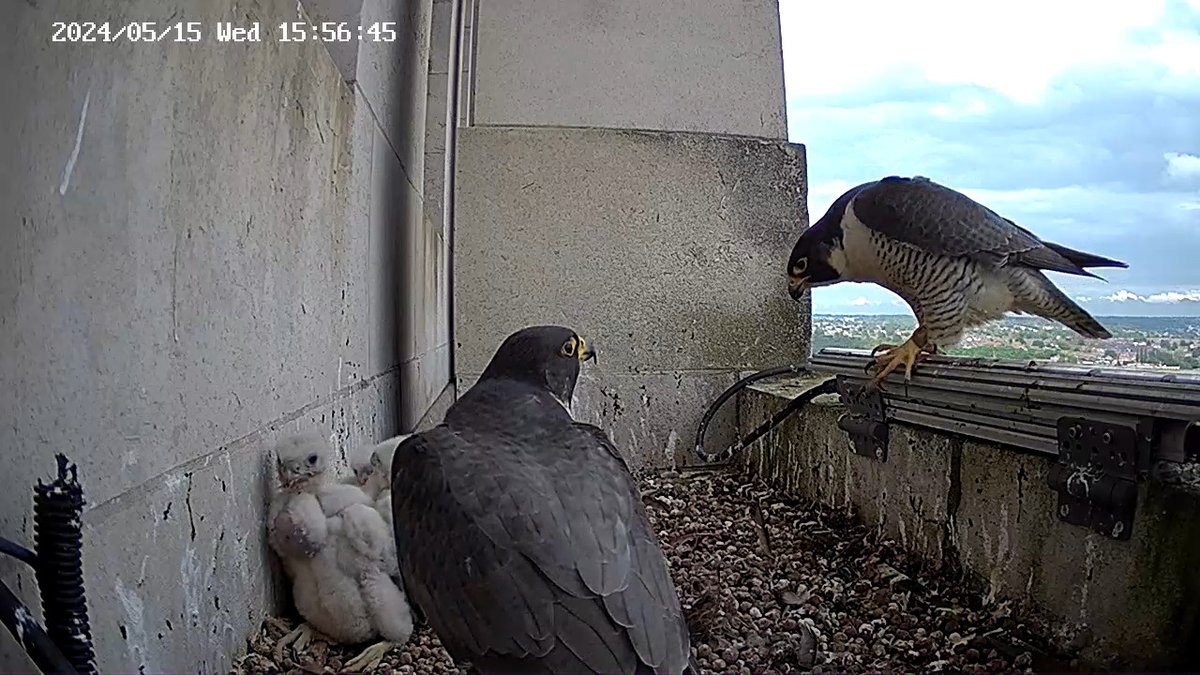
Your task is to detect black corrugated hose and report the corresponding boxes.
[0,454,93,675]
[33,454,96,675]
[694,365,838,462]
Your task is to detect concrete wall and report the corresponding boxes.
[0,0,444,671]
[738,381,1200,669]
[453,0,806,468]
[455,127,809,467]
[470,0,787,138]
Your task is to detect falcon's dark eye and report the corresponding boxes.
[306,453,318,465]
[560,338,576,358]
[791,258,808,276]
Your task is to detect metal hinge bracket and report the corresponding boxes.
[835,376,889,462]
[1047,417,1145,541]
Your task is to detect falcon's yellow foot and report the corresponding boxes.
[342,640,393,673]
[275,622,316,663]
[868,337,932,388]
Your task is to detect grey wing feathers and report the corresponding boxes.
[852,176,1124,277]
[391,424,690,674]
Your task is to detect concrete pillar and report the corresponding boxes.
[453,0,810,468]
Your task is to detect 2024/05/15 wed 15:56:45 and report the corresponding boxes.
[48,20,398,43]
[278,21,398,42]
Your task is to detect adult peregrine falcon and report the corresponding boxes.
[390,326,693,674]
[787,176,1127,386]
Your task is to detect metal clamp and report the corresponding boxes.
[836,376,889,462]
[1048,417,1142,540]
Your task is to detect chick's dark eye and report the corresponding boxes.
[560,339,576,357]
[306,454,318,465]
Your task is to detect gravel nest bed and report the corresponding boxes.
[234,468,1077,674]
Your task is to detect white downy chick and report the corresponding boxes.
[267,431,414,671]
[346,434,411,531]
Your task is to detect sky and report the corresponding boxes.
[779,0,1200,316]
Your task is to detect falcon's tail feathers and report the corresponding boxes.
[1043,242,1129,270]
[1013,270,1113,339]
[1060,309,1113,340]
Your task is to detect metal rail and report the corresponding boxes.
[809,348,1200,462]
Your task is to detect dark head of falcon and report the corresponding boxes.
[786,181,873,301]
[477,324,597,405]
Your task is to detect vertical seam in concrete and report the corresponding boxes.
[463,0,479,126]
[364,122,376,370]
[444,0,463,395]
[945,437,965,572]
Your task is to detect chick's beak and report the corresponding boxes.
[577,336,597,363]
[787,274,808,301]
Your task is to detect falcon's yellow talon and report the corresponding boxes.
[275,623,316,663]
[868,334,933,387]
[343,640,393,673]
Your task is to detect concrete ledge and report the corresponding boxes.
[454,125,810,468]
[738,379,1200,669]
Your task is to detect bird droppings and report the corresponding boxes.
[232,469,1077,674]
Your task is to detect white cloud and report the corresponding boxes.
[1165,152,1200,182]
[1075,295,1094,302]
[1104,289,1145,302]
[780,0,1170,102]
[1101,289,1200,303]
[1146,290,1200,303]
[847,296,875,306]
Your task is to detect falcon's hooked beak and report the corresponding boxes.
[577,336,597,364]
[787,274,808,301]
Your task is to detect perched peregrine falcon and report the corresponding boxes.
[390,326,693,674]
[787,176,1128,386]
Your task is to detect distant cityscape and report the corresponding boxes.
[812,314,1200,372]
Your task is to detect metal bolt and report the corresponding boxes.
[1059,504,1070,518]
[1069,425,1081,439]
[875,447,884,460]
[1102,431,1113,444]
[1112,522,1124,537]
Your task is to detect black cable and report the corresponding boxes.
[694,364,839,462]
[729,377,839,457]
[0,577,79,675]
[0,537,37,568]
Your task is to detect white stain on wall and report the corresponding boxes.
[59,88,91,196]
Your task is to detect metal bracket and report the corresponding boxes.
[835,376,889,462]
[1048,417,1142,540]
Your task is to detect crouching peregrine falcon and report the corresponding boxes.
[390,326,694,674]
[787,176,1128,386]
